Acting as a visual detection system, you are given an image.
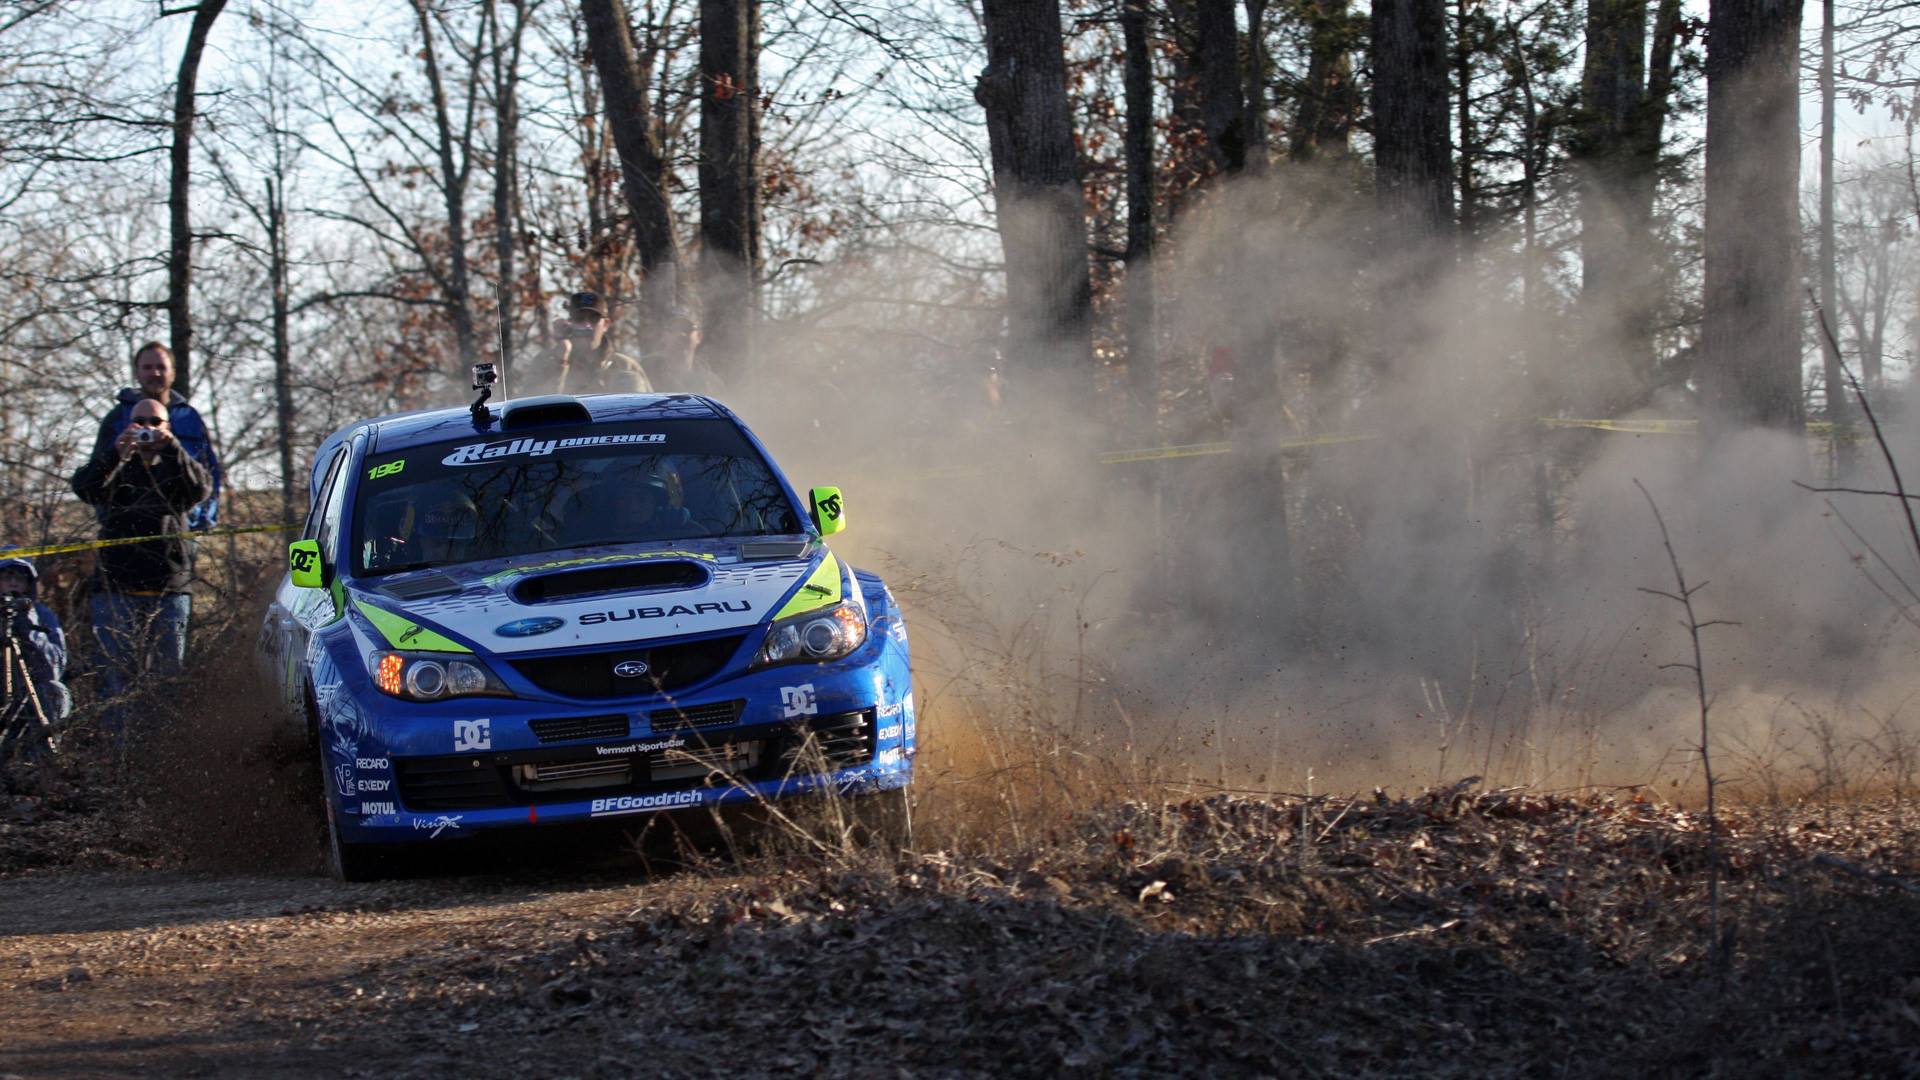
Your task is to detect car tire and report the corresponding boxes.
[318,747,388,882]
[854,784,913,853]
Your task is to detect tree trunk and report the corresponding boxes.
[1700,0,1805,429]
[974,0,1091,373]
[1290,0,1353,161]
[1819,0,1849,466]
[1575,0,1663,388]
[1370,0,1452,248]
[413,0,479,372]
[700,0,757,378]
[1122,0,1156,418]
[267,178,294,525]
[1242,0,1271,175]
[1193,0,1247,175]
[166,0,227,401]
[489,0,527,388]
[583,0,680,326]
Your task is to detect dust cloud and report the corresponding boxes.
[714,166,1920,804]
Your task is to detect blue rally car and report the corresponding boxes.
[260,390,914,879]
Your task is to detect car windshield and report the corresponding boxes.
[350,419,800,575]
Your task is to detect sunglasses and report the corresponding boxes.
[131,417,165,428]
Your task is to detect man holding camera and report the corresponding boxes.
[0,555,71,726]
[88,342,223,532]
[70,397,212,731]
[650,306,728,396]
[527,291,652,396]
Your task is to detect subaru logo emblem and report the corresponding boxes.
[613,659,651,678]
[496,617,564,638]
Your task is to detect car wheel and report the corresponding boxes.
[854,784,913,853]
[318,747,388,882]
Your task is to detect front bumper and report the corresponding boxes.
[317,620,914,844]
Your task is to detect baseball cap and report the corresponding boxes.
[567,291,609,320]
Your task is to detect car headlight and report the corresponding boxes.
[369,650,512,701]
[752,602,867,668]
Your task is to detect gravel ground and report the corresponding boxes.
[4,773,1917,1079]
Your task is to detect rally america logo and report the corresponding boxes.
[442,432,665,466]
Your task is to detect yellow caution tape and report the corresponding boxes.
[1,522,299,560]
[1098,433,1379,465]
[1537,418,1699,435]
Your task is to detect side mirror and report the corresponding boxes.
[809,486,846,537]
[289,539,325,589]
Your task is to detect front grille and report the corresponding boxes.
[393,708,877,812]
[397,756,512,811]
[777,710,874,771]
[528,714,630,744]
[650,700,745,731]
[508,634,747,699]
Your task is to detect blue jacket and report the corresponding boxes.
[0,555,69,712]
[92,388,223,531]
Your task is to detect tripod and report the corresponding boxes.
[0,597,56,772]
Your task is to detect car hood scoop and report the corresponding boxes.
[512,560,709,604]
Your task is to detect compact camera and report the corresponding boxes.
[133,427,158,446]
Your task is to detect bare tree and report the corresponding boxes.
[1574,0,1682,391]
[1289,0,1356,161]
[700,0,759,376]
[1699,0,1805,429]
[1121,0,1156,417]
[167,0,228,400]
[583,0,682,326]
[974,0,1091,374]
[1370,0,1452,248]
[1193,0,1247,176]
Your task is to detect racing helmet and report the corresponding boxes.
[418,490,480,551]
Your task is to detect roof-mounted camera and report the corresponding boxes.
[470,362,499,424]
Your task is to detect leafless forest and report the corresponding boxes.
[3,0,1920,1075]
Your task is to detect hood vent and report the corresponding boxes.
[739,540,810,561]
[513,561,708,604]
[380,571,464,600]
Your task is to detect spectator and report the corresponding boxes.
[651,306,727,397]
[88,342,224,532]
[0,555,71,725]
[70,396,212,732]
[526,291,652,396]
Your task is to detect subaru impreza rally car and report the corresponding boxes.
[260,392,914,879]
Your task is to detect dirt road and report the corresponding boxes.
[5,787,1918,1079]
[1,862,671,1078]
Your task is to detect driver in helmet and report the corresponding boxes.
[416,490,481,561]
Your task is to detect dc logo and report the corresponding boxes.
[290,548,316,574]
[333,763,355,798]
[818,493,842,521]
[453,718,491,752]
[781,684,818,719]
